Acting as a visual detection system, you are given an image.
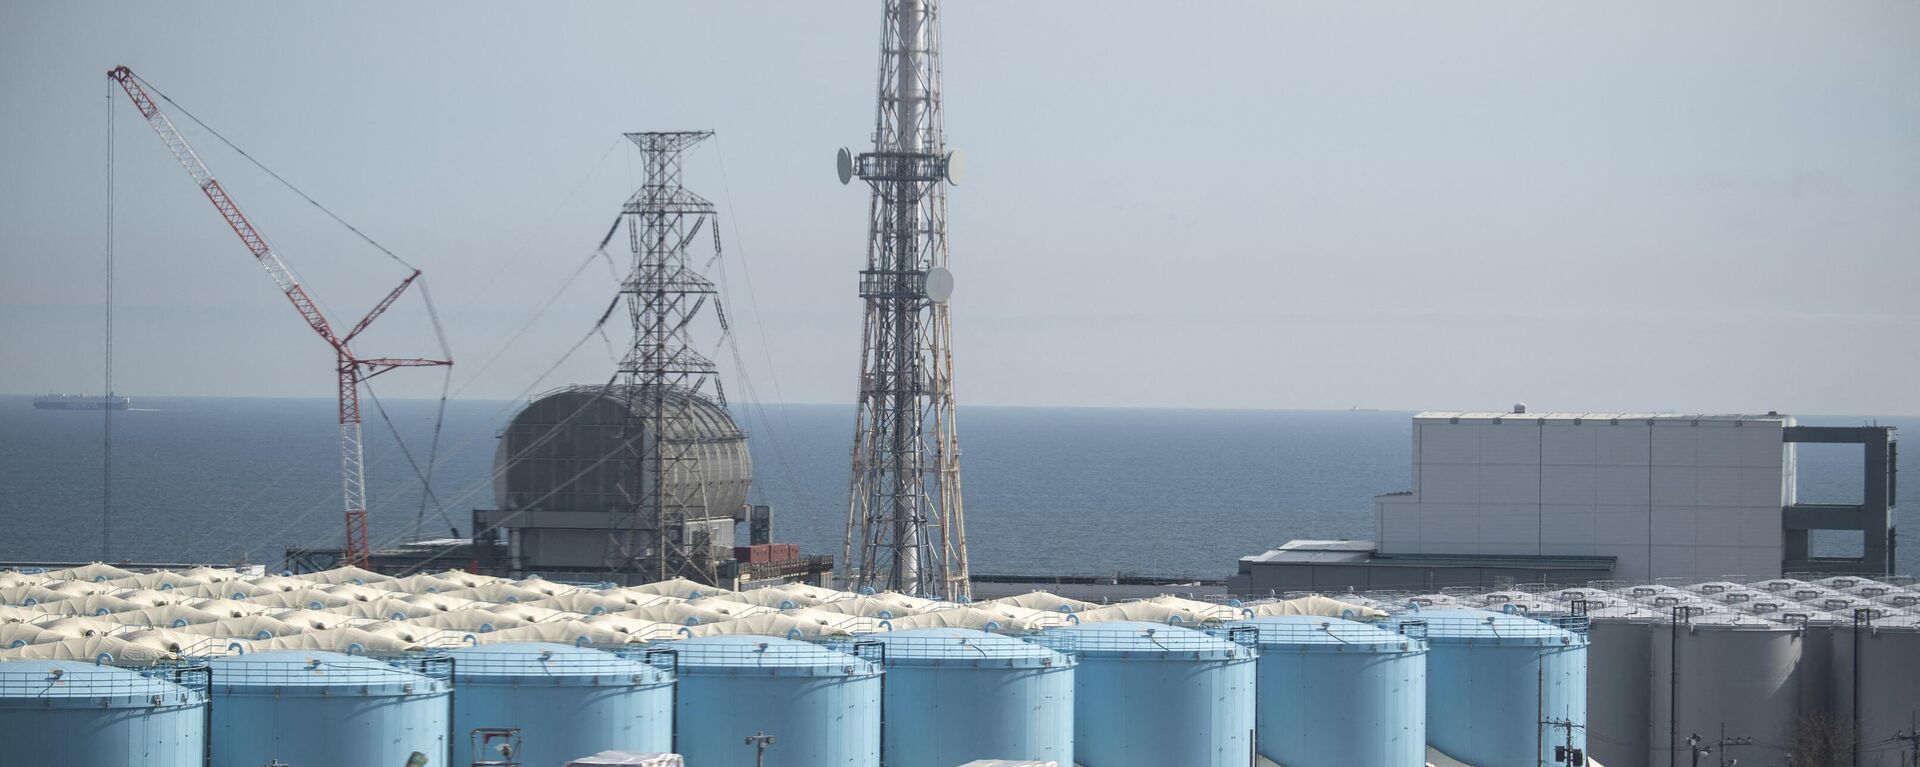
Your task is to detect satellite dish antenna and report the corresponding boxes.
[923,266,954,303]
[943,149,964,185]
[836,147,854,185]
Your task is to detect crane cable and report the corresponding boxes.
[101,79,117,562]
[413,280,455,541]
[359,379,458,539]
[133,73,416,272]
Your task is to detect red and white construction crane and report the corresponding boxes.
[109,66,450,567]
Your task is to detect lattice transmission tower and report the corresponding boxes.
[609,131,730,583]
[839,0,970,599]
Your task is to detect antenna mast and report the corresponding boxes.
[838,0,971,598]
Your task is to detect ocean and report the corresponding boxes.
[0,395,1909,577]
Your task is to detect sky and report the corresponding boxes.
[2,1,1917,416]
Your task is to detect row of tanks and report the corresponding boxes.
[1380,574,1920,767]
[0,607,1600,767]
[67,563,1912,767]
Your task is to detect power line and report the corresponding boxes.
[711,135,808,480]
[1543,717,1586,765]
[449,137,625,320]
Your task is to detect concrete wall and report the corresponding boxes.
[1377,414,1791,581]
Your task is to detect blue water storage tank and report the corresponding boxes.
[0,659,206,766]
[669,634,881,766]
[448,642,674,766]
[1404,608,1588,767]
[208,650,450,767]
[1052,620,1257,767]
[1244,616,1426,767]
[869,627,1075,767]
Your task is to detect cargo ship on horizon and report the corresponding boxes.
[32,392,131,410]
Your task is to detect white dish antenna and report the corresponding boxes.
[924,267,954,303]
[836,147,854,185]
[943,149,965,185]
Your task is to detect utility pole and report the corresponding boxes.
[1688,733,1712,767]
[1673,605,1692,767]
[745,731,775,767]
[1715,724,1753,767]
[1544,717,1586,765]
[1854,607,1873,767]
[1896,714,1920,767]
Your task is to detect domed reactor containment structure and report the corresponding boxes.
[471,132,827,588]
[481,384,753,583]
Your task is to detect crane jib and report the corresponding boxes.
[107,65,451,568]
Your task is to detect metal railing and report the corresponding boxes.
[663,638,879,671]
[201,652,449,688]
[862,632,1070,662]
[449,646,664,678]
[0,659,210,704]
[1049,624,1252,655]
[1240,618,1419,647]
[1403,613,1589,641]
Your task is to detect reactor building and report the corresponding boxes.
[1234,408,1897,592]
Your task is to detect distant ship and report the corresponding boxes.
[33,393,131,411]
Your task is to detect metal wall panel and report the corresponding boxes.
[1541,423,1599,466]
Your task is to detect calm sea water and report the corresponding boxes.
[0,395,1908,576]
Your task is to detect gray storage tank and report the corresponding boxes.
[1649,613,1801,767]
[1780,609,1852,730]
[1808,611,1920,762]
[1851,614,1920,759]
[1051,620,1256,767]
[0,659,206,766]
[1581,601,1658,767]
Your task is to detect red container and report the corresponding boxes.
[734,545,773,564]
[769,543,798,562]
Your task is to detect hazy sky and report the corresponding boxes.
[4,1,1916,415]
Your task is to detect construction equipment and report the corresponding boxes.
[107,66,450,567]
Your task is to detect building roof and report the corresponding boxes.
[1240,540,1375,565]
[1242,539,1615,571]
[1415,411,1791,424]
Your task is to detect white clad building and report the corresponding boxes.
[1374,411,1794,582]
